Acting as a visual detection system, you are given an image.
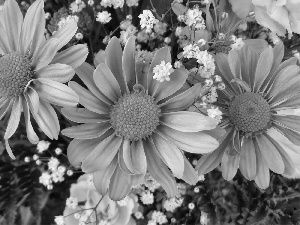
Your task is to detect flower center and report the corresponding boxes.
[229,92,271,134]
[110,91,161,141]
[0,52,33,98]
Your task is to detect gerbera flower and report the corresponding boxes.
[0,0,88,158]
[62,36,222,200]
[196,40,300,189]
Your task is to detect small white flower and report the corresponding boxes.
[230,36,244,50]
[175,26,183,36]
[205,79,213,86]
[185,6,206,29]
[58,166,66,173]
[51,171,65,183]
[134,211,144,219]
[69,1,86,13]
[198,174,205,181]
[214,75,222,83]
[75,33,83,40]
[217,82,225,90]
[37,140,51,153]
[36,159,42,165]
[66,197,78,209]
[47,184,53,190]
[55,148,62,155]
[67,170,74,176]
[163,197,183,212]
[39,172,52,186]
[112,0,124,8]
[200,212,210,225]
[24,156,30,162]
[198,38,206,46]
[164,37,171,44]
[33,154,39,160]
[45,12,51,20]
[153,60,174,82]
[88,0,94,6]
[48,157,60,172]
[101,0,112,7]
[57,15,79,30]
[174,61,182,69]
[140,190,154,205]
[207,106,222,123]
[147,220,157,225]
[96,11,112,24]
[139,10,159,33]
[194,187,200,193]
[126,0,139,7]
[188,203,195,210]
[151,211,168,224]
[54,216,64,225]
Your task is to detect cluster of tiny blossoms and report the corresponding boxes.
[139,10,159,33]
[178,5,206,30]
[153,60,174,82]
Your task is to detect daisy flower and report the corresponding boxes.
[62,36,222,200]
[196,41,300,189]
[0,0,88,158]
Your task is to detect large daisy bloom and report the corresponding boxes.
[196,40,300,189]
[63,174,138,225]
[0,0,88,158]
[62,36,221,200]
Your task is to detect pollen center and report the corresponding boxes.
[229,92,271,134]
[0,52,33,98]
[110,92,161,141]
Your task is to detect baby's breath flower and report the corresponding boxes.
[214,75,222,83]
[174,61,182,69]
[148,220,157,225]
[137,30,150,42]
[126,0,139,7]
[140,190,154,205]
[54,216,65,225]
[175,26,183,36]
[139,10,159,33]
[117,196,129,206]
[112,0,124,8]
[48,157,60,171]
[198,38,206,46]
[40,172,52,186]
[24,157,30,163]
[69,1,86,13]
[153,61,174,82]
[101,0,112,7]
[198,175,205,181]
[217,82,225,90]
[66,197,78,209]
[36,159,42,165]
[75,33,83,40]
[37,140,51,153]
[45,12,51,20]
[96,11,112,24]
[134,211,144,219]
[200,212,210,225]
[33,154,39,160]
[51,171,65,183]
[152,211,168,224]
[163,197,183,212]
[55,148,62,155]
[188,202,195,210]
[58,165,66,173]
[185,6,206,29]
[57,15,79,30]
[164,37,171,44]
[88,0,94,6]
[230,36,244,50]
[67,170,74,176]
[194,187,200,193]
[47,184,53,190]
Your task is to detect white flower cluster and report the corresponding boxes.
[153,60,174,82]
[163,197,183,212]
[151,211,168,224]
[200,212,210,225]
[119,20,137,45]
[69,0,86,13]
[153,22,168,36]
[136,49,155,63]
[96,11,112,24]
[36,140,51,153]
[66,196,78,209]
[54,216,64,225]
[140,190,154,205]
[139,10,159,33]
[39,157,67,189]
[117,196,129,206]
[100,0,124,8]
[57,15,79,30]
[230,35,244,51]
[207,106,222,123]
[183,44,215,78]
[180,6,206,30]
